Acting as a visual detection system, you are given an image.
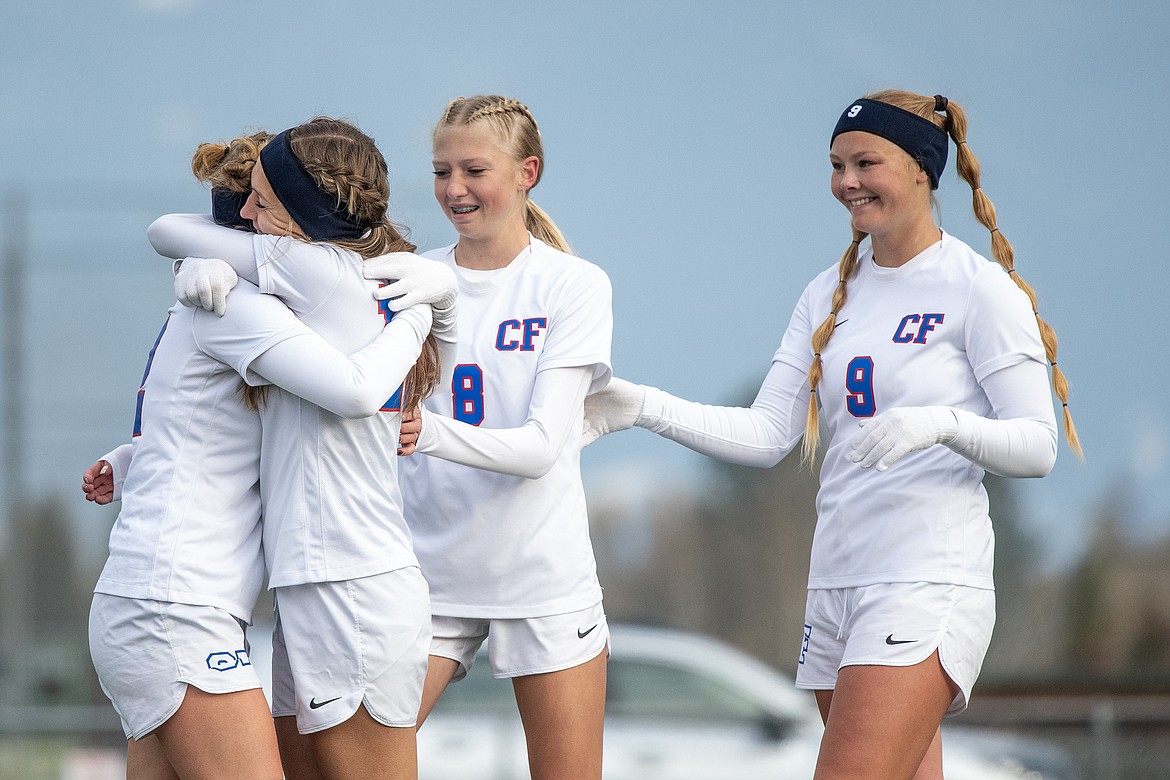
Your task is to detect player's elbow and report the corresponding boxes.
[1019,421,1059,478]
[726,449,791,469]
[146,215,181,258]
[1027,430,1059,478]
[512,439,560,479]
[330,392,390,420]
[519,425,565,479]
[518,458,557,480]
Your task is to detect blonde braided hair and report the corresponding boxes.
[801,228,866,464]
[802,90,1082,464]
[435,95,571,253]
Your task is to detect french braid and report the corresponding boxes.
[435,96,571,253]
[266,117,440,412]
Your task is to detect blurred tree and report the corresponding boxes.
[0,497,102,706]
[1128,599,1170,671]
[981,473,1065,678]
[591,385,818,674]
[689,448,817,674]
[1066,494,1125,670]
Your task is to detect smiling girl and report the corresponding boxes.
[363,95,614,780]
[582,89,1080,779]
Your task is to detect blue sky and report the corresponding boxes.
[1,0,1166,569]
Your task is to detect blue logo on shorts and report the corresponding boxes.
[799,624,812,665]
[206,649,251,672]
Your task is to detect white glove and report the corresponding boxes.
[174,257,239,317]
[582,378,647,447]
[850,407,959,471]
[363,252,458,312]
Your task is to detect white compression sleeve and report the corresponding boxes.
[249,306,432,419]
[416,365,593,479]
[147,214,261,284]
[636,358,811,468]
[98,442,136,502]
[946,359,1058,477]
[431,316,458,387]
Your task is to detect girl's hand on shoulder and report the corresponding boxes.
[365,253,458,312]
[175,257,239,316]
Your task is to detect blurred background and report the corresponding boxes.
[1,1,1168,777]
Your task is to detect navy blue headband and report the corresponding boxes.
[211,188,251,230]
[259,129,371,241]
[831,98,949,189]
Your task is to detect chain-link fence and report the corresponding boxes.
[963,690,1170,780]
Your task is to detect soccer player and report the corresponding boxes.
[174,99,614,778]
[85,131,441,780]
[364,95,614,780]
[582,90,1081,779]
[110,118,456,780]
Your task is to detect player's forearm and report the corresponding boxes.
[251,308,430,419]
[417,413,560,479]
[946,360,1058,477]
[637,360,808,468]
[148,213,261,284]
[417,366,591,478]
[947,412,1057,477]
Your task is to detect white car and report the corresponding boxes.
[414,623,1079,780]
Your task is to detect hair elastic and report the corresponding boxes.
[934,95,948,112]
[260,129,373,241]
[832,98,949,189]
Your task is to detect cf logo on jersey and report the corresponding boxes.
[892,313,945,345]
[496,317,547,352]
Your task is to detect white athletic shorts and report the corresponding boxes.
[270,567,431,734]
[88,594,264,739]
[795,582,995,716]
[431,601,609,681]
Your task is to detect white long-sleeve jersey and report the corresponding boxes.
[402,237,613,618]
[633,232,1057,591]
[96,282,426,620]
[148,215,434,586]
